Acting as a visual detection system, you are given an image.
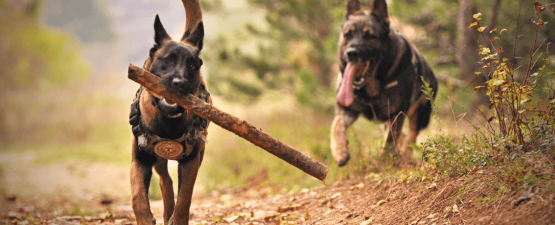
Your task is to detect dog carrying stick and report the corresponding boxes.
[128,63,328,181]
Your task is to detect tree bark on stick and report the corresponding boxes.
[128,63,328,181]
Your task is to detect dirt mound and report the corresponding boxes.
[2,168,553,225]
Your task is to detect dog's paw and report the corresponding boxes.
[331,140,350,167]
[334,153,350,167]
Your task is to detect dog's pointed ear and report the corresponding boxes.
[370,0,390,26]
[154,15,171,45]
[345,0,362,20]
[184,22,204,52]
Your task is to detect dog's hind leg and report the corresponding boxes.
[153,158,175,225]
[131,141,157,225]
[403,99,433,162]
[382,113,405,157]
[171,145,205,224]
[331,104,360,167]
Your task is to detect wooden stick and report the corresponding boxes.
[128,64,328,181]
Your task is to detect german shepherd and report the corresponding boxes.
[129,0,210,224]
[330,0,438,166]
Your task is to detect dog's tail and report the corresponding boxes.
[181,0,203,40]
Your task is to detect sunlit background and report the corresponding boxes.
[1,0,553,205]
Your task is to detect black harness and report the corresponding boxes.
[129,84,210,160]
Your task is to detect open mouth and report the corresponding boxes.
[337,60,371,107]
[158,97,184,119]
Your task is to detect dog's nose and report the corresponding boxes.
[171,77,186,90]
[346,47,359,61]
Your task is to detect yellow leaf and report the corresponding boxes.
[473,12,482,20]
[469,21,478,28]
[224,215,240,222]
[350,182,365,190]
[490,37,499,42]
[360,218,373,225]
[323,210,333,216]
[475,71,482,75]
[490,28,498,33]
[478,25,488,32]
[376,200,386,206]
[474,86,485,93]
[480,47,491,55]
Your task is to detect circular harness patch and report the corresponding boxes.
[154,141,184,160]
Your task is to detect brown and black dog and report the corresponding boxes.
[128,0,210,224]
[331,0,438,166]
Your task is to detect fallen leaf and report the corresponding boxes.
[304,210,311,220]
[323,210,333,216]
[426,182,437,190]
[376,200,386,206]
[213,217,223,223]
[351,182,365,190]
[360,218,373,225]
[277,204,304,213]
[331,192,342,198]
[263,214,279,222]
[452,204,459,213]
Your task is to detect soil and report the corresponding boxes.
[1,165,554,225]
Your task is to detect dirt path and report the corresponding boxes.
[2,167,554,225]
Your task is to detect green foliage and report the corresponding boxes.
[422,134,491,177]
[421,3,555,194]
[205,0,344,111]
[0,1,91,91]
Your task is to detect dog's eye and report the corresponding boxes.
[164,57,174,64]
[344,31,353,40]
[190,64,196,70]
[364,31,374,39]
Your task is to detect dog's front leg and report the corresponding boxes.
[330,104,359,166]
[171,146,204,225]
[131,142,156,225]
[153,158,175,225]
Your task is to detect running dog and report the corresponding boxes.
[331,0,438,166]
[128,0,210,224]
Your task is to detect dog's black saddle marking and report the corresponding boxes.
[129,83,210,160]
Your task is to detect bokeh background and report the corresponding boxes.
[1,0,554,204]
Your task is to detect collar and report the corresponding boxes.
[129,84,210,160]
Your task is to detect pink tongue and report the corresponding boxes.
[337,63,355,106]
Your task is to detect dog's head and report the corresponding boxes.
[337,0,391,107]
[147,15,204,116]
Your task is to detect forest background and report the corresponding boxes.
[1,0,554,202]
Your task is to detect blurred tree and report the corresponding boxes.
[0,0,91,141]
[41,0,116,44]
[203,0,554,112]
[205,0,344,112]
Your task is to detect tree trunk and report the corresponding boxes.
[456,0,488,108]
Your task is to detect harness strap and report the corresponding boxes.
[129,84,210,160]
